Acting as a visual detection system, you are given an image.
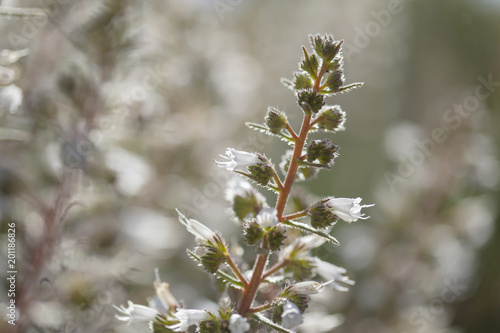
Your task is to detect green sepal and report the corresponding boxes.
[243,221,265,245]
[284,258,315,281]
[282,220,339,245]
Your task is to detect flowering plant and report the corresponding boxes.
[115,34,373,332]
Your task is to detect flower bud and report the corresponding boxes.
[198,319,220,333]
[310,34,343,63]
[247,155,275,186]
[317,105,345,131]
[226,177,266,220]
[265,107,288,134]
[297,88,325,114]
[243,221,265,246]
[325,68,345,92]
[299,166,318,180]
[293,72,313,90]
[306,139,339,164]
[308,202,339,229]
[266,225,287,252]
[195,245,227,274]
[284,258,315,281]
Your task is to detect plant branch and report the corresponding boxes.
[282,209,309,221]
[226,254,249,288]
[261,260,287,281]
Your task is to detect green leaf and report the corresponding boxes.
[322,82,364,96]
[245,122,295,144]
[249,313,296,333]
[300,46,318,80]
[282,220,340,245]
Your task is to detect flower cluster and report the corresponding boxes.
[115,34,372,333]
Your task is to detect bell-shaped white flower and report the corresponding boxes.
[167,309,210,332]
[289,280,331,295]
[177,209,218,245]
[113,300,159,325]
[281,301,303,329]
[215,148,261,171]
[229,314,250,333]
[326,197,374,222]
[0,84,23,114]
[313,258,355,292]
[256,207,278,228]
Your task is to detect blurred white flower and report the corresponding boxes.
[167,309,210,332]
[326,197,374,222]
[225,176,265,203]
[113,301,158,325]
[154,268,179,311]
[229,313,250,333]
[313,258,355,292]
[256,207,278,228]
[0,84,23,114]
[215,148,260,171]
[281,301,303,329]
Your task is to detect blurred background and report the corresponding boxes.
[0,0,499,332]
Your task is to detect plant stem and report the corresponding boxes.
[282,209,309,221]
[226,254,249,288]
[237,238,269,315]
[261,260,287,281]
[275,113,311,221]
[237,59,328,317]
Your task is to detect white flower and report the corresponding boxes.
[0,84,23,113]
[167,309,210,332]
[113,300,159,325]
[229,314,250,333]
[313,258,355,292]
[215,148,261,171]
[177,209,218,245]
[154,268,179,311]
[289,280,330,295]
[281,301,303,329]
[256,207,278,228]
[326,197,374,223]
[225,177,266,203]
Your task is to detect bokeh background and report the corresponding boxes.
[1,0,499,332]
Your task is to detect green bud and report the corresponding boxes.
[195,245,227,274]
[284,258,315,281]
[297,88,325,114]
[219,320,230,333]
[233,194,263,221]
[309,34,343,63]
[300,47,319,80]
[306,140,339,164]
[198,319,220,333]
[247,155,275,186]
[317,105,346,131]
[286,294,310,314]
[293,72,313,90]
[308,202,338,229]
[265,107,288,134]
[266,225,287,251]
[272,304,284,325]
[243,221,265,245]
[299,166,318,180]
[325,69,345,92]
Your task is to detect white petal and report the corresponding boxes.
[256,207,278,228]
[281,301,303,329]
[177,209,217,244]
[229,314,250,333]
